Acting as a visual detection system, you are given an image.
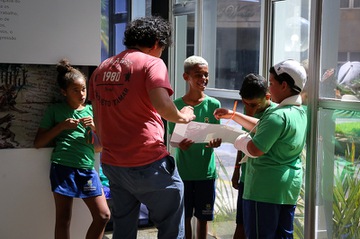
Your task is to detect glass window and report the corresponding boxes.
[320,5,360,102]
[171,1,262,237]
[272,1,310,65]
[315,2,360,239]
[355,0,360,8]
[101,0,129,60]
[340,0,350,8]
[115,23,126,54]
[350,52,360,61]
[316,107,360,239]
[115,0,126,12]
[101,0,110,60]
[338,52,348,62]
[171,0,360,238]
[215,1,261,91]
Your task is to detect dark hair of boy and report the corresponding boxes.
[240,73,268,99]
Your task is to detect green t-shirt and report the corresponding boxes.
[243,104,307,205]
[39,102,95,169]
[168,96,221,180]
[240,102,277,183]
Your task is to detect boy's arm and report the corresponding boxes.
[92,132,103,153]
[214,108,259,132]
[231,150,242,189]
[234,134,264,158]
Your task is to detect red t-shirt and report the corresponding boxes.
[88,49,173,167]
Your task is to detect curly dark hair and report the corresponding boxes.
[123,16,172,49]
[56,59,86,90]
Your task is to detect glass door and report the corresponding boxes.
[170,0,263,238]
[170,0,196,99]
[314,1,360,239]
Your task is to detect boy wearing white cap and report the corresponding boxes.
[214,59,307,238]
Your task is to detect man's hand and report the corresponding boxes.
[179,106,196,123]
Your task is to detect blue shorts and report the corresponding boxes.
[236,181,244,224]
[50,163,102,198]
[183,179,215,221]
[243,199,296,239]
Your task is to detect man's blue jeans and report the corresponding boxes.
[102,155,185,239]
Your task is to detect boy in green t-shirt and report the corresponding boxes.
[168,55,222,239]
[215,59,307,238]
[232,73,276,239]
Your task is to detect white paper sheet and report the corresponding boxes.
[170,121,245,146]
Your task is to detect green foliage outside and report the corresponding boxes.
[332,141,360,239]
[294,122,360,239]
[210,153,237,238]
[214,153,237,222]
[335,122,360,137]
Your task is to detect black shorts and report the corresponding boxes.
[183,179,216,221]
[236,181,245,224]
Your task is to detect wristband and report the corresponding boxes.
[234,165,240,169]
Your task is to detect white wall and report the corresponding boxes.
[0,148,100,239]
[0,0,100,65]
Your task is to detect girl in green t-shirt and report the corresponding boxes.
[34,59,110,239]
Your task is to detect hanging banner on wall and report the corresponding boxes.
[0,0,100,65]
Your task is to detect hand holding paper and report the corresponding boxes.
[206,138,222,148]
[170,121,245,147]
[177,138,194,150]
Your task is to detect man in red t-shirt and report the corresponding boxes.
[88,16,195,239]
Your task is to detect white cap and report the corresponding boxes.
[273,59,307,92]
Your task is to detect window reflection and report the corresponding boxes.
[322,5,360,102]
[335,61,360,101]
[101,0,110,60]
[215,1,261,90]
[272,1,310,67]
[317,108,360,238]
